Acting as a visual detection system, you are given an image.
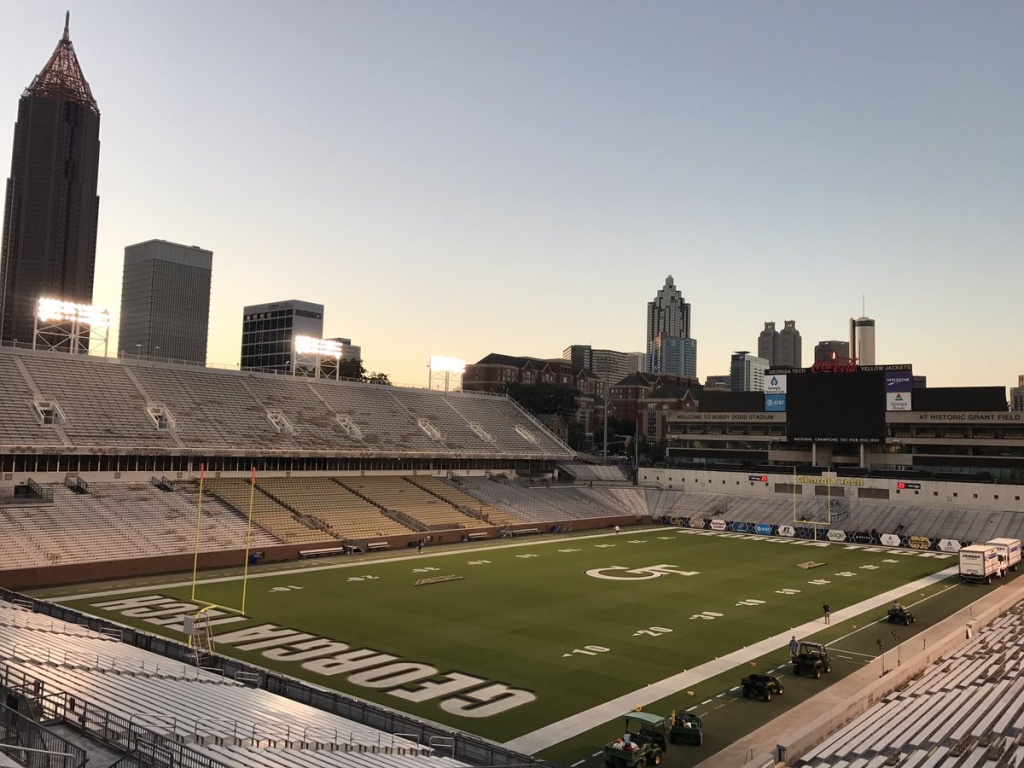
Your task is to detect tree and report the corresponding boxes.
[503,382,580,424]
[336,358,391,386]
[336,358,366,381]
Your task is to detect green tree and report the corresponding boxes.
[335,358,391,386]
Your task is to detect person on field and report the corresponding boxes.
[822,602,831,625]
[614,525,620,535]
[789,636,799,659]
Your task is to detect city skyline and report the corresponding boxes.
[1,3,1021,388]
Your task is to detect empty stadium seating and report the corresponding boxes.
[338,477,487,531]
[204,478,336,545]
[256,477,413,539]
[0,346,575,458]
[0,483,282,568]
[0,600,469,768]
[797,601,1024,767]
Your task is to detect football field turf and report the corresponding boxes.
[55,529,959,751]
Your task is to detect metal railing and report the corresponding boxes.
[0,699,87,768]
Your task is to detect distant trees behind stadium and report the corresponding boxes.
[503,382,585,449]
[337,358,392,386]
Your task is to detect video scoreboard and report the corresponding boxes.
[764,363,912,445]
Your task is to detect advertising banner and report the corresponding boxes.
[754,523,773,536]
[764,394,787,412]
[710,519,727,531]
[731,522,750,533]
[881,533,902,547]
[886,391,912,412]
[689,518,705,530]
[885,371,914,392]
[909,536,932,550]
[778,525,796,538]
[938,539,962,553]
[827,530,847,542]
[764,374,787,395]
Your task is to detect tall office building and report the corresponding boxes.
[730,351,768,392]
[562,344,630,384]
[814,340,850,362]
[850,316,876,365]
[627,352,647,374]
[646,275,696,376]
[0,15,101,349]
[1011,376,1024,412]
[757,322,777,364]
[240,300,324,374]
[652,334,697,378]
[776,320,801,367]
[118,240,212,364]
[758,320,802,367]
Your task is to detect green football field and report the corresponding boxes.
[53,529,964,761]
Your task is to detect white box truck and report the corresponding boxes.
[986,538,1021,576]
[959,544,1001,584]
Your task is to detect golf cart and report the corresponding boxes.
[669,711,703,746]
[888,604,915,625]
[603,711,667,768]
[741,673,785,702]
[793,641,832,679]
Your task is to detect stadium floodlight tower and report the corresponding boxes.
[33,297,109,356]
[428,355,465,392]
[293,335,343,379]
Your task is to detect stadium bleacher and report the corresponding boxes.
[0,599,470,768]
[0,346,576,458]
[796,600,1024,767]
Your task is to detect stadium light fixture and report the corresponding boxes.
[33,297,111,356]
[429,355,466,374]
[36,297,111,329]
[294,335,343,358]
[428,355,466,393]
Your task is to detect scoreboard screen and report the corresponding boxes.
[786,371,887,443]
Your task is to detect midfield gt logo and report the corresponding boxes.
[584,564,700,581]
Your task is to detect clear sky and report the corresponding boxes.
[1,2,1021,389]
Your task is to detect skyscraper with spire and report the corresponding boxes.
[0,14,101,349]
[646,275,696,377]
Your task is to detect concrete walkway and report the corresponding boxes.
[504,566,958,755]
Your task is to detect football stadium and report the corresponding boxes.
[2,345,1024,768]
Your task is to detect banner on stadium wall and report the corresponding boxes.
[710,519,727,531]
[818,497,851,523]
[885,372,913,392]
[880,534,901,547]
[689,518,705,530]
[764,374,787,395]
[850,531,875,544]
[827,530,847,542]
[778,525,796,537]
[754,523,773,536]
[731,521,750,533]
[886,392,912,411]
[938,539,962,553]
[908,536,932,550]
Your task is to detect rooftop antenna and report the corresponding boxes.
[63,11,70,41]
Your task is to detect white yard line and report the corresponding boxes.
[503,566,958,755]
[47,528,652,601]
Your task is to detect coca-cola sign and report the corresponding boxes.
[810,357,859,373]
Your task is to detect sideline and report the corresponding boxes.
[503,566,958,755]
